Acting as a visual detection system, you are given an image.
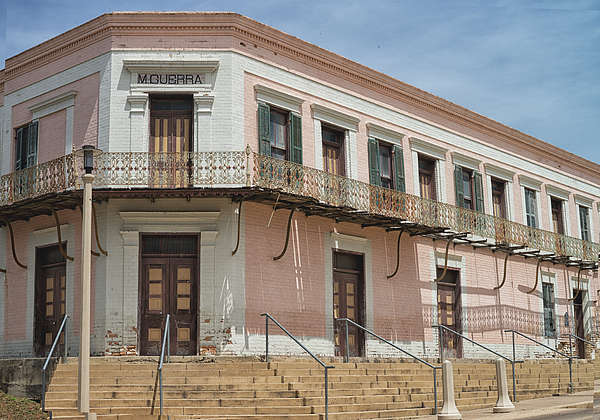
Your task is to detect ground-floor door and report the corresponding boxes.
[140,256,197,356]
[437,268,462,358]
[35,245,66,357]
[573,290,585,358]
[333,252,364,358]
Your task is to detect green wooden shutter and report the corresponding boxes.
[290,113,303,164]
[454,165,464,208]
[393,145,405,192]
[474,171,484,212]
[15,127,24,171]
[258,102,271,156]
[368,138,381,187]
[26,121,38,168]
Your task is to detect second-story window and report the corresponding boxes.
[524,188,538,228]
[368,138,405,192]
[322,125,345,176]
[491,179,506,218]
[551,198,565,234]
[15,121,39,171]
[258,102,302,164]
[579,206,590,241]
[454,166,484,212]
[418,156,436,200]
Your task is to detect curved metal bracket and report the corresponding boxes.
[79,205,100,257]
[494,251,513,290]
[435,236,459,282]
[92,203,108,256]
[526,258,543,294]
[0,217,27,269]
[41,204,74,261]
[232,198,245,256]
[273,207,295,261]
[568,266,584,302]
[387,230,404,279]
[0,268,5,273]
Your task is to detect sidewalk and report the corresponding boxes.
[418,386,595,420]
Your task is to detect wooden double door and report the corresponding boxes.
[140,257,197,356]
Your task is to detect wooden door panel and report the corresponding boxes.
[333,271,363,358]
[37,266,66,357]
[140,259,168,356]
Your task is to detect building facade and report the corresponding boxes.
[0,12,598,360]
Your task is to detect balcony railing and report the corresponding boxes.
[0,151,598,262]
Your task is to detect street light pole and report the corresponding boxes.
[75,145,101,419]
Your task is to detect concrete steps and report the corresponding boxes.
[43,356,594,420]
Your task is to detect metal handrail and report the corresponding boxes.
[337,318,440,415]
[505,329,574,393]
[41,315,69,417]
[158,314,171,416]
[434,324,519,402]
[561,333,596,359]
[261,313,335,420]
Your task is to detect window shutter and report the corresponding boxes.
[525,189,537,228]
[15,127,24,171]
[580,207,589,241]
[392,145,405,192]
[26,121,38,168]
[473,171,484,212]
[258,102,271,156]
[290,113,303,164]
[368,138,381,187]
[454,165,464,208]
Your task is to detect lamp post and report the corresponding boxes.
[74,145,102,417]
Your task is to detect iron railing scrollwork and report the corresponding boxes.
[1,151,598,263]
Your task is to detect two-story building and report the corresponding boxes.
[0,12,598,361]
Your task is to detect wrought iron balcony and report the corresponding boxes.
[0,150,598,265]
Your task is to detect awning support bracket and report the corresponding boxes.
[568,266,585,302]
[92,203,108,256]
[232,198,245,256]
[434,234,464,282]
[387,229,404,279]
[274,207,295,261]
[41,203,74,261]
[494,251,513,290]
[526,258,543,294]
[0,217,27,269]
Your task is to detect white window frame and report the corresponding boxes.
[410,137,448,203]
[545,184,570,237]
[575,195,594,242]
[311,104,359,180]
[519,175,543,229]
[483,163,515,221]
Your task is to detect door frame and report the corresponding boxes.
[138,233,200,356]
[436,266,462,358]
[34,243,67,357]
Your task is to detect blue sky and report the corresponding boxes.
[1,1,599,165]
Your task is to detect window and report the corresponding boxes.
[258,102,302,164]
[322,126,345,176]
[454,166,484,212]
[542,282,555,338]
[524,188,537,228]
[551,198,565,234]
[15,121,39,171]
[368,138,405,192]
[418,156,436,200]
[491,179,506,218]
[579,206,590,241]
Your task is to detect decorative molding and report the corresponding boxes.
[119,211,220,231]
[574,194,594,208]
[545,184,570,201]
[311,104,359,131]
[28,90,77,120]
[120,230,139,247]
[123,60,219,74]
[451,152,481,171]
[519,175,542,191]
[484,163,515,182]
[409,137,447,160]
[366,123,404,145]
[329,232,368,244]
[194,94,215,114]
[255,84,303,113]
[33,224,70,236]
[127,94,148,114]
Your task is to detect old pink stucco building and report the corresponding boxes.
[0,12,598,361]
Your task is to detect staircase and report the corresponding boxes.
[43,356,594,420]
